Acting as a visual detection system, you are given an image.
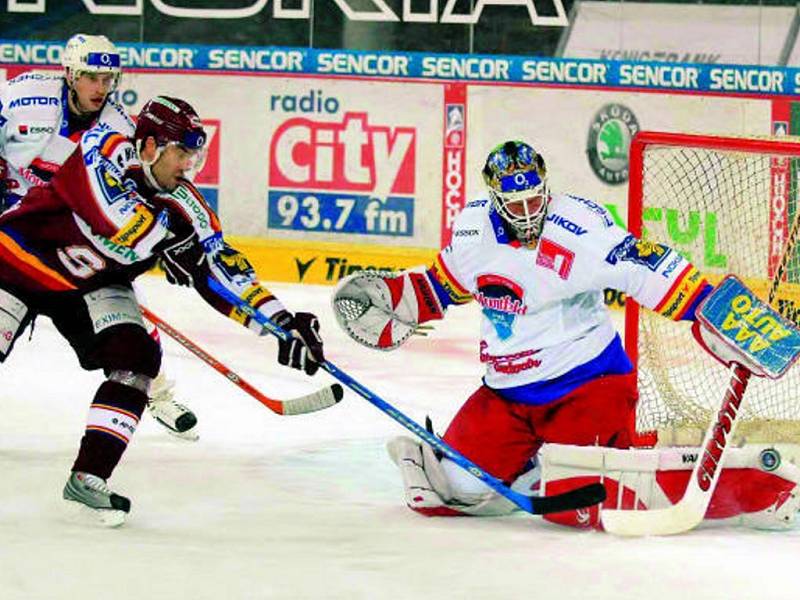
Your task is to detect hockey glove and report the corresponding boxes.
[273,310,325,375]
[332,268,443,350]
[159,230,205,287]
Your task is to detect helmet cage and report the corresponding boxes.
[488,172,550,244]
[483,141,549,244]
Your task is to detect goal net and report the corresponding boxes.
[627,131,800,447]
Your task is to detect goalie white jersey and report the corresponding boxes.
[429,194,709,403]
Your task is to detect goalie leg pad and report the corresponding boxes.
[387,436,518,517]
[387,436,462,516]
[539,443,800,531]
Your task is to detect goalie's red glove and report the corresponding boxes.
[332,269,444,350]
[273,310,325,375]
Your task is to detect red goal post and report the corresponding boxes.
[625,131,800,447]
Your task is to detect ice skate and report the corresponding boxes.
[148,373,199,441]
[62,471,130,528]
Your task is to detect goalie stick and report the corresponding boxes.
[602,206,800,536]
[139,305,343,416]
[206,277,607,516]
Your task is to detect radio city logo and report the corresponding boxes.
[475,273,527,341]
[268,112,416,237]
[270,112,415,198]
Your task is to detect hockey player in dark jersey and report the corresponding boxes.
[0,96,329,526]
[0,34,201,439]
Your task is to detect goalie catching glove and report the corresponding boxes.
[272,311,325,375]
[332,268,444,350]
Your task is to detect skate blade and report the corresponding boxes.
[165,426,199,442]
[156,418,200,442]
[63,500,127,528]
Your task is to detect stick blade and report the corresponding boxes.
[281,384,344,416]
[531,482,607,515]
[601,496,705,536]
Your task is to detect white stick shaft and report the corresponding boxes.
[602,363,751,536]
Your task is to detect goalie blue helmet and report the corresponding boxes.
[482,140,549,245]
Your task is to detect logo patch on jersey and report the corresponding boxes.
[476,274,527,341]
[216,246,256,285]
[479,341,541,374]
[8,96,59,109]
[605,235,671,271]
[111,205,154,247]
[536,238,575,280]
[567,194,614,227]
[96,162,133,205]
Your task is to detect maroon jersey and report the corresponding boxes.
[0,123,170,294]
[0,121,288,330]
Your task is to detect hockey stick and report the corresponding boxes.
[206,277,606,516]
[139,304,343,416]
[602,210,800,536]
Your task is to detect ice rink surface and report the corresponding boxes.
[1,275,799,599]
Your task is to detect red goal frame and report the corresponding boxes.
[624,131,800,444]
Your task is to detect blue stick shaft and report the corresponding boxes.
[207,276,535,514]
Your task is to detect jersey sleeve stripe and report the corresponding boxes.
[429,253,472,304]
[224,283,277,324]
[674,280,711,321]
[653,265,708,320]
[0,231,77,291]
[99,132,128,158]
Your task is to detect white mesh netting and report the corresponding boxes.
[631,134,800,445]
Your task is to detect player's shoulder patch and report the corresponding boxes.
[98,132,129,157]
[3,74,61,112]
[605,234,672,271]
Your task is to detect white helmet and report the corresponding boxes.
[62,34,121,92]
